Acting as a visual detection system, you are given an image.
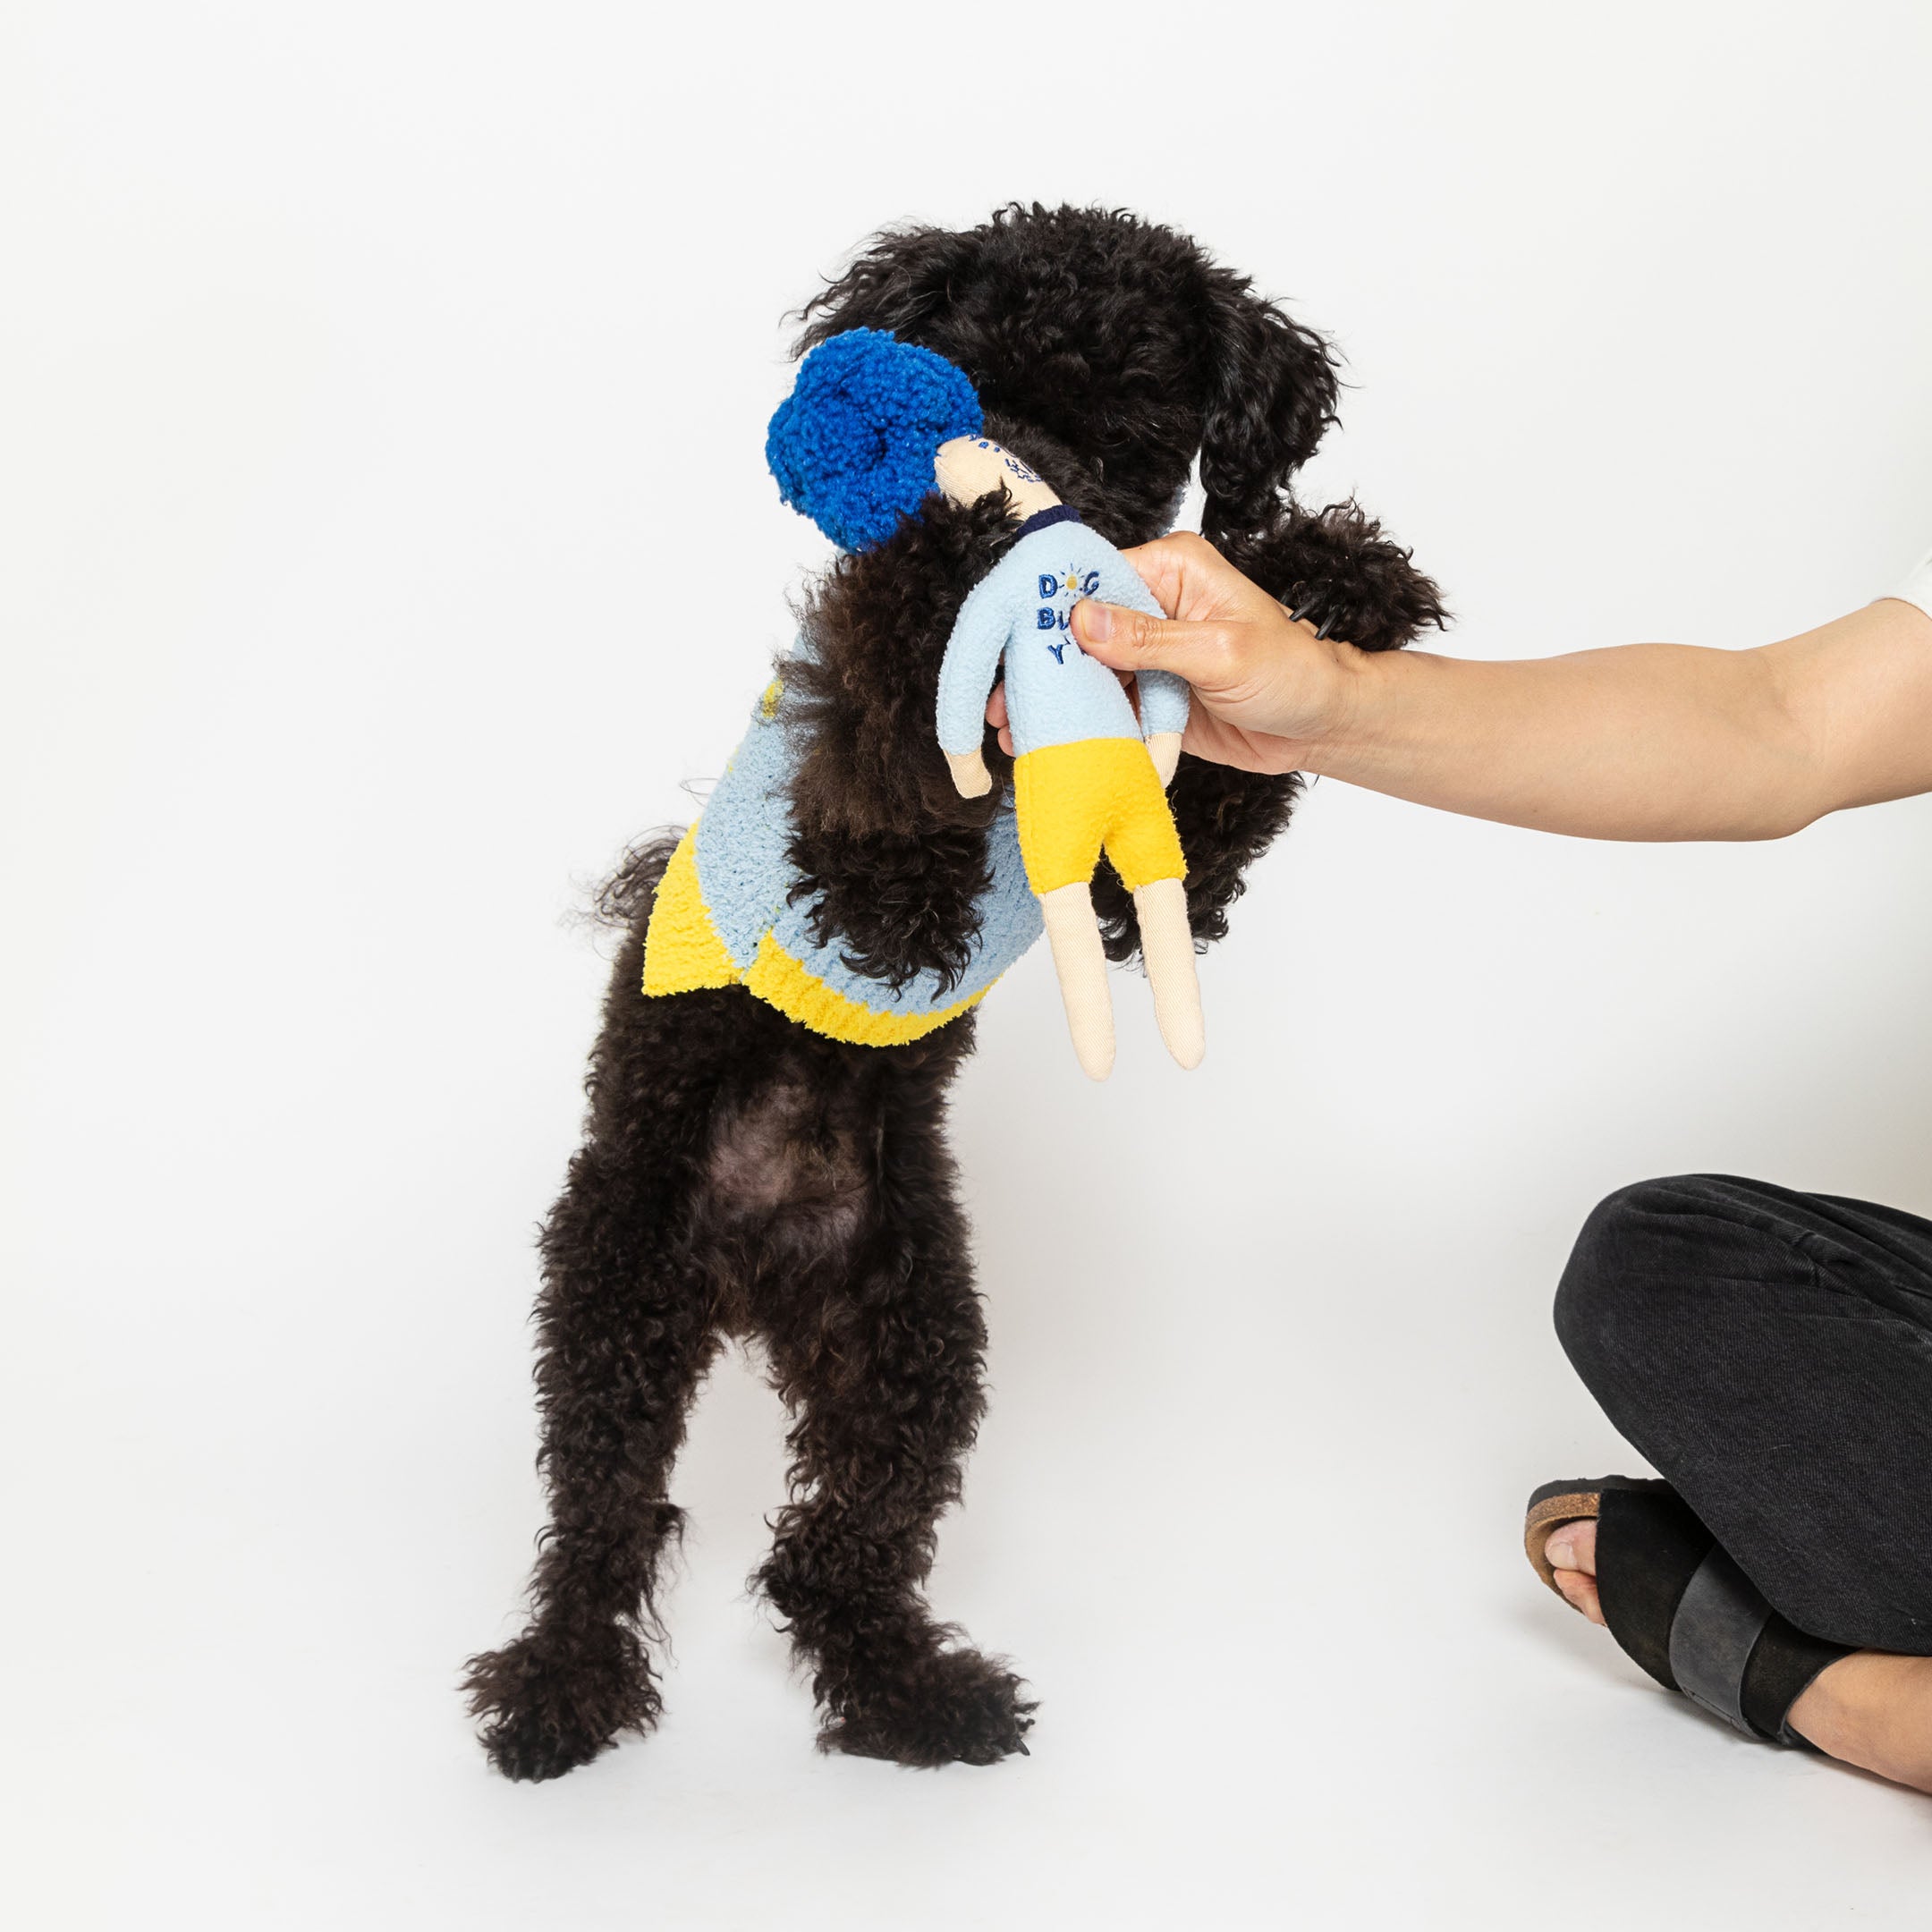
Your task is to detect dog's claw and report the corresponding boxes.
[817,1648,1036,1767]
[1284,579,1337,637]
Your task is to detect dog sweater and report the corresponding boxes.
[641,662,1045,1046]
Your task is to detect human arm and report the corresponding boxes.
[1066,532,1932,842]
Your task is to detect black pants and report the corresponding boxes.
[1555,1174,1932,1656]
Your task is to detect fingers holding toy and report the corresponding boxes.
[1068,533,1356,775]
[985,681,1012,754]
[1114,530,1275,631]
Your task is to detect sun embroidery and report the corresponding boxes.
[1037,565,1105,663]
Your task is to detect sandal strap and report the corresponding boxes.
[1668,1543,1775,1736]
[1532,1475,1854,1747]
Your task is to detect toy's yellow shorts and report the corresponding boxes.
[1012,736,1186,898]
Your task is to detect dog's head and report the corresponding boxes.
[793,203,1336,545]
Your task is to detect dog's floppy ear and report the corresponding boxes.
[793,223,979,355]
[1196,267,1338,542]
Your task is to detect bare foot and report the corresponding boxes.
[1787,1652,1932,1792]
[1542,1519,1932,1793]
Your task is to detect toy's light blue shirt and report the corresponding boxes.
[935,508,1191,758]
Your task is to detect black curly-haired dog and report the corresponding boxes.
[464,204,1445,1777]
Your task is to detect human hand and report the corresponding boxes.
[1065,533,1356,775]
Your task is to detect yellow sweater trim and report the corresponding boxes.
[642,822,983,1045]
[744,932,987,1045]
[641,826,742,996]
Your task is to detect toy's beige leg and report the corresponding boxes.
[1038,883,1114,1081]
[1133,878,1204,1070]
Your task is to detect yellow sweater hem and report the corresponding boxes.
[642,824,986,1045]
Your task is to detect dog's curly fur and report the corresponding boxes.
[465,205,1446,1779]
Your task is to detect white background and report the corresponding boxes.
[5,2,1931,1926]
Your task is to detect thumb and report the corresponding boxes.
[1071,598,1233,682]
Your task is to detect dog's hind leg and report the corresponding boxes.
[464,1139,718,1781]
[464,954,730,1782]
[751,1063,1035,1767]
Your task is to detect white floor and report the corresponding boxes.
[11,911,1932,1929]
[19,1320,1931,1932]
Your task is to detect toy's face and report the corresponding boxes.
[963,370,1199,547]
[975,410,1177,549]
[932,436,1061,525]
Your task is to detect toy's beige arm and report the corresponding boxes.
[1147,731,1182,787]
[946,749,993,798]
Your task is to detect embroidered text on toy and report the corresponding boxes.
[960,437,1044,484]
[1037,568,1103,660]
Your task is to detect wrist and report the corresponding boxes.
[1295,634,1385,773]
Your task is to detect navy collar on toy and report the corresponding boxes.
[1014,504,1081,538]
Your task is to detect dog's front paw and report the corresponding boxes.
[462,1622,661,1782]
[1225,500,1446,656]
[819,1646,1037,1767]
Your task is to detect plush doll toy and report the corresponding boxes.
[766,328,1203,1079]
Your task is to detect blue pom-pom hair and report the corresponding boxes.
[766,329,983,553]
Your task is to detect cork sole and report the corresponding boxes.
[1523,1476,1636,1597]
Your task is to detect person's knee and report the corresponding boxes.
[1553,1174,1741,1379]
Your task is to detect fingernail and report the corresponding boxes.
[1546,1535,1575,1570]
[1074,599,1112,642]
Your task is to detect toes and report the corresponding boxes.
[1554,1566,1606,1626]
[1537,1511,1605,1625]
[1545,1519,1598,1577]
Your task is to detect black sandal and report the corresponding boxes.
[1525,1476,1854,1748]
